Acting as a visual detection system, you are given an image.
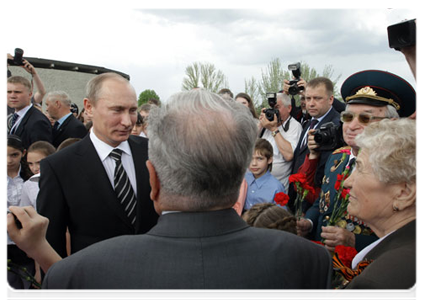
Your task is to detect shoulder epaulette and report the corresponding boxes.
[332,146,352,155]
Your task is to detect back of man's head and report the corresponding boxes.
[148,89,258,211]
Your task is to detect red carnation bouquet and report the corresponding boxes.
[289,173,315,219]
[326,149,353,227]
[274,192,289,207]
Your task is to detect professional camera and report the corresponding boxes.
[264,92,281,123]
[388,19,416,51]
[7,48,24,66]
[287,62,305,96]
[312,122,344,151]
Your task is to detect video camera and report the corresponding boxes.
[312,122,344,151]
[264,93,281,123]
[388,19,416,51]
[7,48,25,66]
[287,62,304,96]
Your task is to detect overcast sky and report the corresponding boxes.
[3,2,417,103]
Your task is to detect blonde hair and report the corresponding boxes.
[356,118,415,184]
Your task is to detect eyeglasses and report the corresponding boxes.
[341,111,388,124]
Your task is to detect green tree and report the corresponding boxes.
[245,59,342,109]
[182,62,229,92]
[138,89,160,107]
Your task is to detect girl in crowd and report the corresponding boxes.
[7,135,33,289]
[20,141,56,209]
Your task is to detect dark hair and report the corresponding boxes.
[235,92,258,119]
[307,77,334,97]
[242,203,297,235]
[254,138,273,171]
[218,88,234,98]
[7,135,32,180]
[28,141,56,157]
[136,112,144,125]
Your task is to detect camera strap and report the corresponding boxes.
[282,116,292,132]
[259,128,266,138]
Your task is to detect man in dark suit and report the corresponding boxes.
[37,73,158,258]
[10,88,332,289]
[7,76,52,149]
[44,91,87,148]
[288,77,341,213]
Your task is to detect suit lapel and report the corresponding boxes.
[75,136,135,231]
[14,106,35,136]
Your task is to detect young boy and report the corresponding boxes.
[243,138,286,211]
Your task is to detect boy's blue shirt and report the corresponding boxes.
[244,170,286,210]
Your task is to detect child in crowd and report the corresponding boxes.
[243,139,286,211]
[242,203,297,235]
[20,141,56,209]
[7,135,34,289]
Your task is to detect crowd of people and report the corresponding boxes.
[6,42,416,291]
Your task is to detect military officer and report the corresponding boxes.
[296,69,415,252]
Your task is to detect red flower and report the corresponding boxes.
[334,174,343,191]
[274,192,289,207]
[311,240,324,246]
[334,245,358,268]
[341,188,350,199]
[289,173,307,185]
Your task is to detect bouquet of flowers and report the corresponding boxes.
[326,149,353,227]
[274,192,289,207]
[289,173,315,219]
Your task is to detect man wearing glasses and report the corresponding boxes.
[296,70,415,253]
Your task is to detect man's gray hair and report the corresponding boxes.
[148,89,258,210]
[46,91,72,107]
[277,93,291,107]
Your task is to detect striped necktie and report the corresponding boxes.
[109,149,137,226]
[9,113,19,134]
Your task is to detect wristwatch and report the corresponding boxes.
[272,129,280,137]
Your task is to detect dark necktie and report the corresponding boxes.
[109,149,137,226]
[53,121,60,130]
[300,119,319,150]
[10,113,19,134]
[347,157,356,171]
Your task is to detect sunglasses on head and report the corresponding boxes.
[341,111,388,124]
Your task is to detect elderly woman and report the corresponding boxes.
[343,118,415,289]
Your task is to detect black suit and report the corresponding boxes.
[42,209,332,289]
[11,105,52,149]
[346,220,415,289]
[37,134,159,258]
[288,107,340,212]
[52,114,87,148]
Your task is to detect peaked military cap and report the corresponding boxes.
[341,70,415,117]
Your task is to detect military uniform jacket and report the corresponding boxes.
[305,146,378,251]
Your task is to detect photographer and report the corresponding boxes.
[296,70,412,253]
[5,53,46,105]
[259,92,302,191]
[288,77,340,214]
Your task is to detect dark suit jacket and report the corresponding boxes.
[12,105,52,149]
[52,114,87,148]
[346,220,415,289]
[288,107,340,212]
[37,134,158,258]
[42,209,332,289]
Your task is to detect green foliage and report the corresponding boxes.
[182,62,229,93]
[138,89,160,107]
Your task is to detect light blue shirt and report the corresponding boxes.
[243,170,286,211]
[56,112,72,129]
